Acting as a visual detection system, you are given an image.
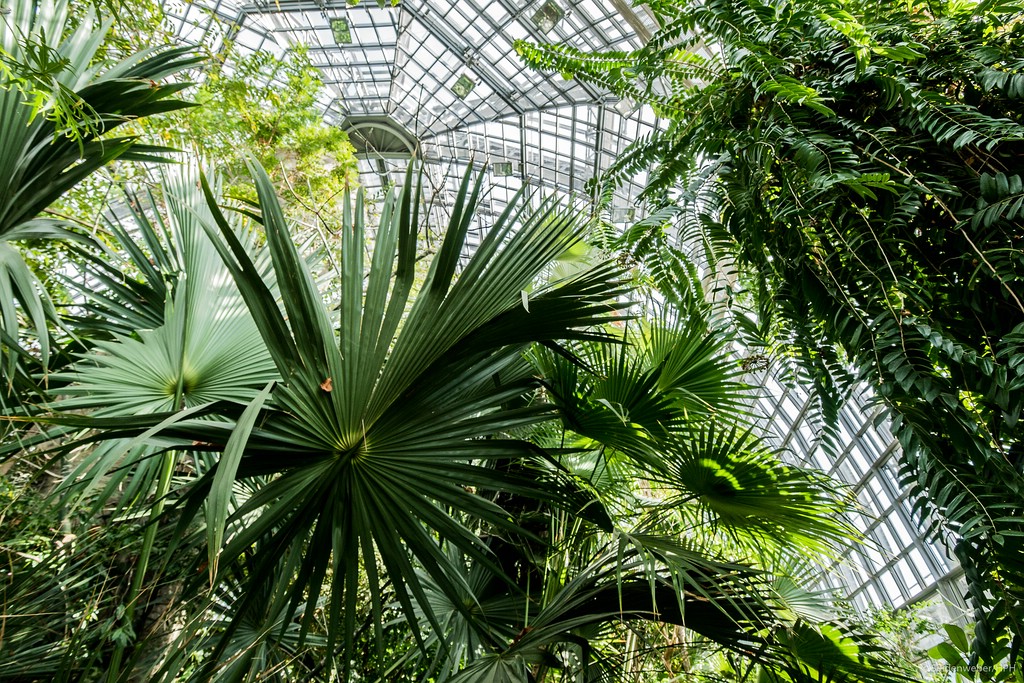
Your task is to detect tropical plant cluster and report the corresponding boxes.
[0,0,1001,681]
[517,0,1024,673]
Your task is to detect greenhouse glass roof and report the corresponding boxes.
[159,0,665,221]
[156,0,965,617]
[751,369,965,615]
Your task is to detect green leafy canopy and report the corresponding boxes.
[517,0,1024,668]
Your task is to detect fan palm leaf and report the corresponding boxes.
[651,424,856,555]
[58,168,277,414]
[50,168,276,515]
[91,159,631,677]
[535,313,746,464]
[152,543,335,683]
[534,310,854,560]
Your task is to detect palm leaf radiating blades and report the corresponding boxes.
[163,160,630,671]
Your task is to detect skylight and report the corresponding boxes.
[531,0,564,33]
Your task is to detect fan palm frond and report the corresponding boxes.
[77,159,632,678]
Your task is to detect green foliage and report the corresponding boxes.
[170,160,627,680]
[0,0,959,677]
[0,467,172,682]
[518,0,1024,670]
[927,621,1022,682]
[0,0,199,404]
[48,8,360,238]
[0,28,103,142]
[57,168,277,417]
[533,312,855,558]
[148,45,359,222]
[0,158,917,682]
[839,602,949,681]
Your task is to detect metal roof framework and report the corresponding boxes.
[158,0,662,220]
[753,368,966,617]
